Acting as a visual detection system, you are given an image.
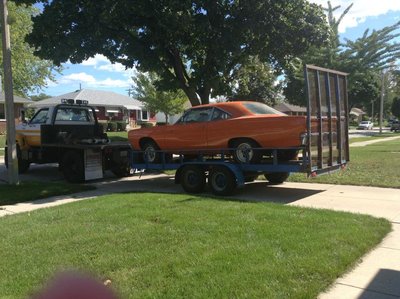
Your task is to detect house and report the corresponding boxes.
[349,107,366,123]
[274,102,307,116]
[0,93,31,134]
[29,89,156,128]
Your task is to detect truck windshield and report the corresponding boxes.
[55,107,95,123]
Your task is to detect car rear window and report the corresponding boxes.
[242,102,285,115]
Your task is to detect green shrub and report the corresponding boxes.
[117,121,127,131]
[140,122,154,128]
[107,122,117,132]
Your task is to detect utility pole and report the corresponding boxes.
[371,100,374,123]
[1,0,19,184]
[379,71,385,134]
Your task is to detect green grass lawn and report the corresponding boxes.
[289,138,400,188]
[0,181,95,205]
[0,134,5,157]
[0,192,391,298]
[107,131,128,142]
[349,132,398,144]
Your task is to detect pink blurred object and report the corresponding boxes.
[32,271,118,299]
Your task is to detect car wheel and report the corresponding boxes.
[180,165,206,193]
[142,141,160,163]
[209,166,236,196]
[111,162,132,177]
[232,139,262,163]
[264,172,290,185]
[244,172,259,182]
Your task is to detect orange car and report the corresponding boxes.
[128,101,308,163]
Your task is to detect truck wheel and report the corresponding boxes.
[111,162,132,177]
[264,172,290,184]
[232,139,262,163]
[62,150,84,183]
[4,146,30,174]
[209,166,236,196]
[244,172,259,182]
[180,165,206,193]
[142,141,160,163]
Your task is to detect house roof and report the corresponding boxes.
[0,93,31,104]
[29,89,144,110]
[274,102,307,113]
[350,107,365,116]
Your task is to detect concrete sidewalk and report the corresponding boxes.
[1,172,400,298]
[350,135,400,147]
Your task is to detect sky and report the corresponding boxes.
[38,0,400,98]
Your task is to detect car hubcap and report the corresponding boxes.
[235,143,253,162]
[144,146,156,162]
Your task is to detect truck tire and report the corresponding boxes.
[232,139,262,163]
[180,165,206,193]
[111,162,132,177]
[62,150,84,183]
[209,166,236,196]
[264,172,290,184]
[4,146,30,174]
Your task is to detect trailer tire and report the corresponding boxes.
[180,165,206,193]
[232,139,262,163]
[62,150,84,183]
[4,146,30,174]
[264,172,290,184]
[209,166,236,196]
[142,141,160,163]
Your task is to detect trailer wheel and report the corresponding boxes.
[180,165,206,193]
[209,166,236,196]
[264,172,290,184]
[142,141,159,163]
[4,146,30,174]
[232,139,261,163]
[62,150,84,183]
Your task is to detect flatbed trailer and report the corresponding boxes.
[130,65,350,195]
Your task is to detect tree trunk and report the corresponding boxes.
[165,113,169,124]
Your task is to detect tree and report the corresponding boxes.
[284,1,400,111]
[2,2,58,97]
[392,97,400,119]
[133,72,186,124]
[30,92,50,101]
[23,0,328,106]
[228,56,281,106]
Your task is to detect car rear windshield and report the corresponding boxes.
[242,102,286,115]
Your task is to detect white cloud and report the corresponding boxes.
[308,0,400,32]
[81,54,110,66]
[57,72,131,89]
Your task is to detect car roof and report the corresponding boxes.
[190,101,275,117]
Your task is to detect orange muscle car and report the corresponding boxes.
[128,101,308,163]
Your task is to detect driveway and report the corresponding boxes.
[0,161,400,298]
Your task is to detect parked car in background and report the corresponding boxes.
[128,101,310,163]
[357,121,373,130]
[391,120,400,132]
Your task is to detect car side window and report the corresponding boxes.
[211,108,230,121]
[182,108,213,123]
[30,108,49,124]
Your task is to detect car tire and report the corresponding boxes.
[61,150,84,183]
[180,165,206,193]
[142,141,160,163]
[111,162,132,177]
[209,166,236,196]
[264,172,290,185]
[232,139,262,163]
